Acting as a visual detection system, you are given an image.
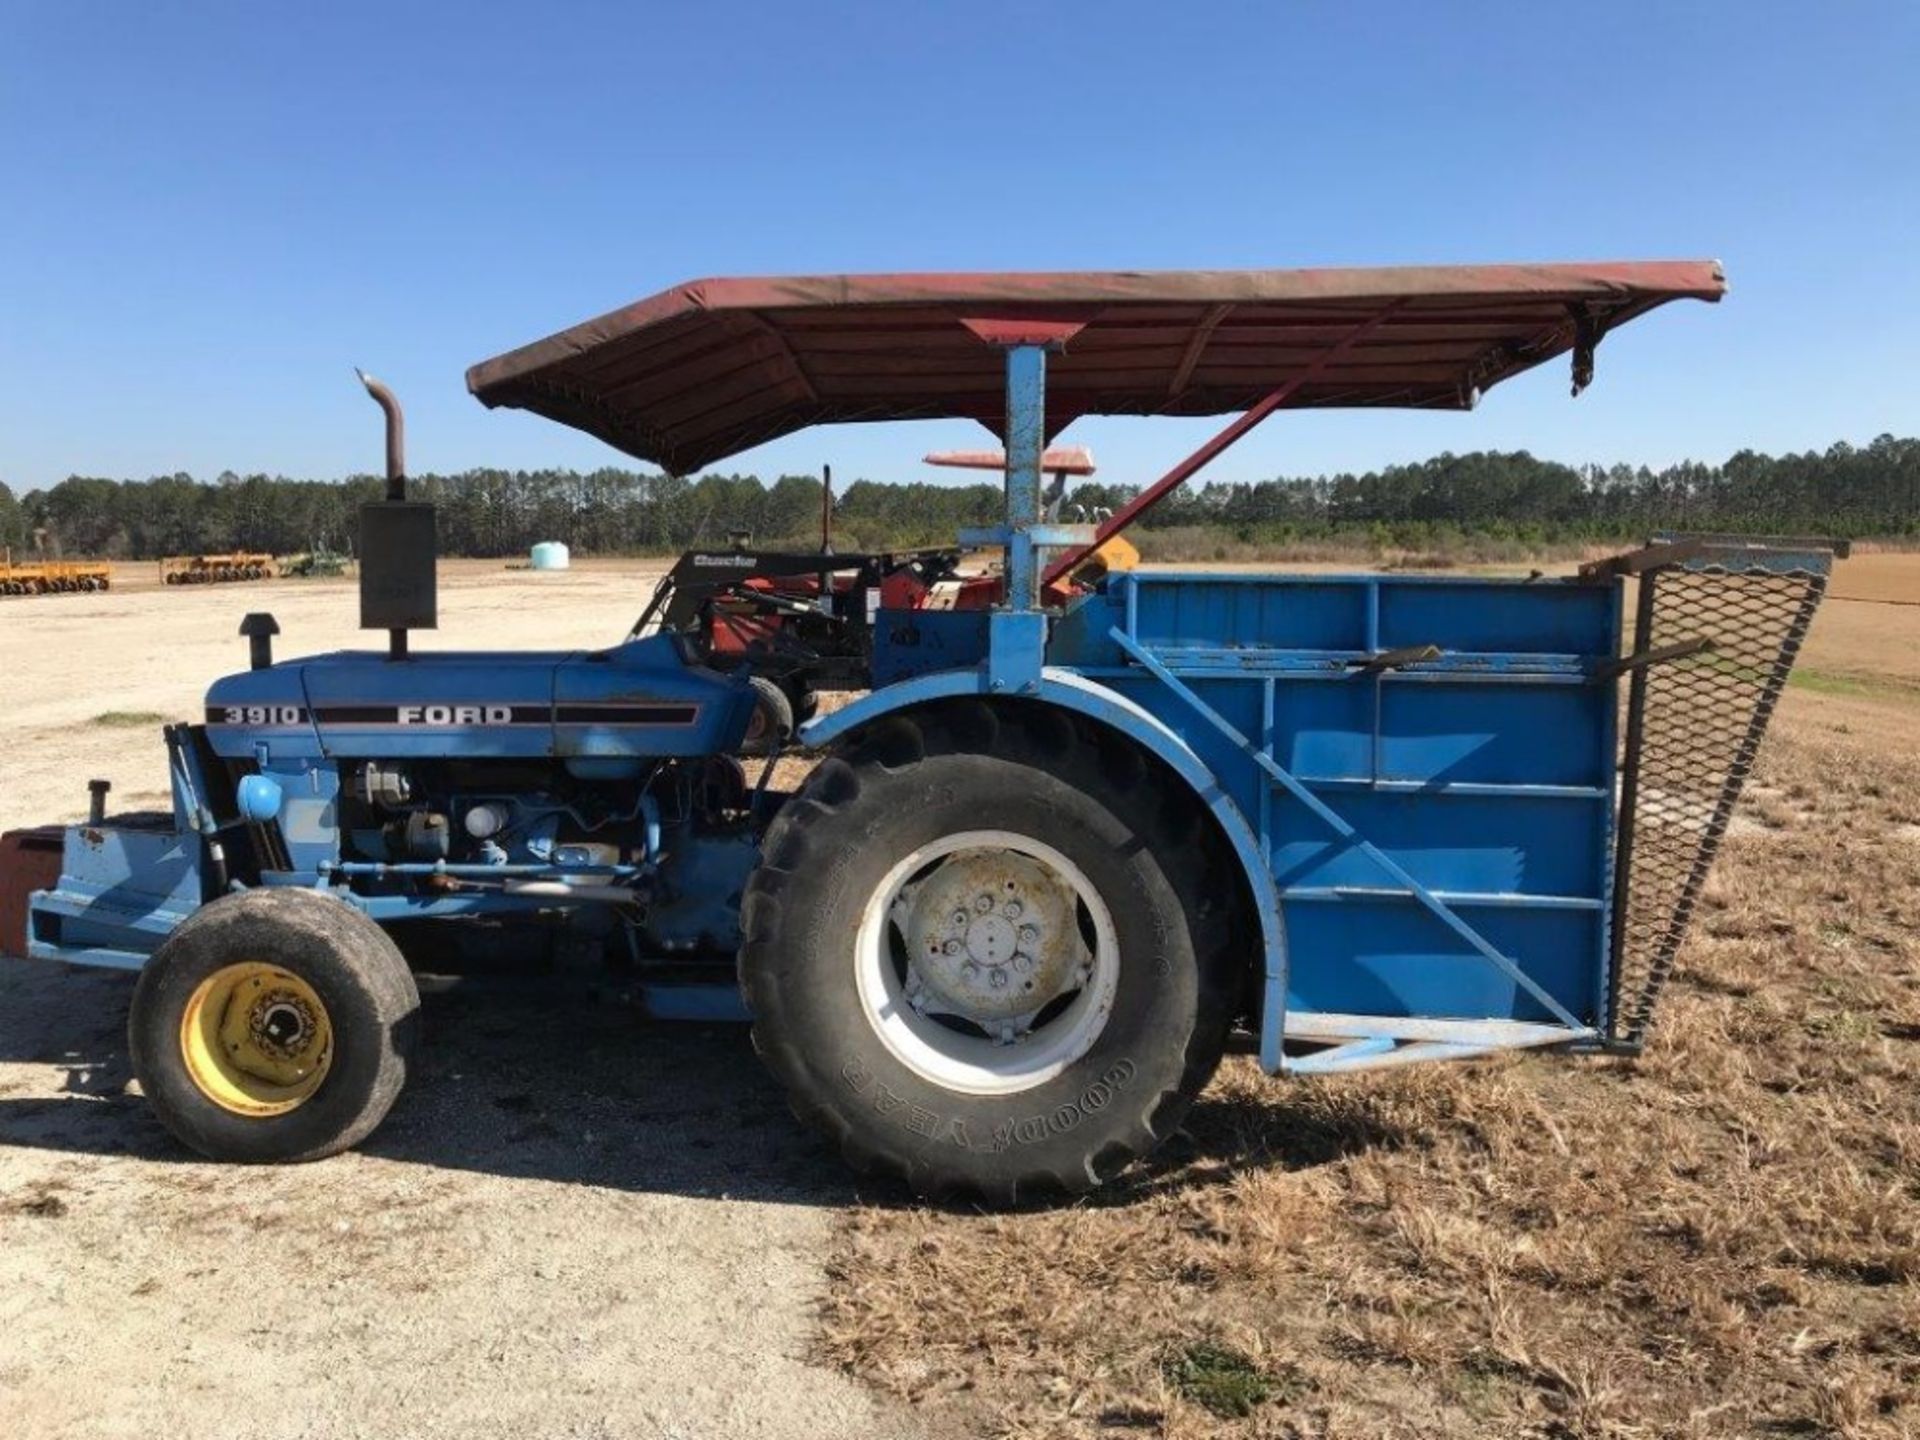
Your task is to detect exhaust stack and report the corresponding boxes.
[353,370,437,660]
[356,368,407,499]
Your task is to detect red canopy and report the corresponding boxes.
[466,262,1724,475]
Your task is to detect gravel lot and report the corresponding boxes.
[0,959,934,1439]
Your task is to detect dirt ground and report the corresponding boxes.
[1,549,1916,1438]
[0,968,937,1440]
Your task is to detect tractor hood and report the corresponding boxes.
[203,635,753,762]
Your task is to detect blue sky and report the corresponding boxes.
[2,3,1915,492]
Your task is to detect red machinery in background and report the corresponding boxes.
[631,447,1106,739]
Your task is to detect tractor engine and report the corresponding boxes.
[330,752,758,960]
[342,757,655,872]
[193,626,765,972]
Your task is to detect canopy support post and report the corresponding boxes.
[953,318,1088,694]
[1002,343,1048,614]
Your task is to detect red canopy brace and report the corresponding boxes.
[1043,303,1404,586]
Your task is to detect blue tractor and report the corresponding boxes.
[0,263,1840,1202]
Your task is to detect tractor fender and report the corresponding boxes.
[799,667,1286,1054]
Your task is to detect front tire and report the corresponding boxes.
[738,675,794,757]
[788,682,820,726]
[129,888,420,1163]
[741,701,1236,1203]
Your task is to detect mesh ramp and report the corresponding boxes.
[1601,537,1843,1048]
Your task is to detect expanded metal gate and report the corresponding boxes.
[1603,537,1842,1048]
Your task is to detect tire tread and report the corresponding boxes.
[741,700,1236,1204]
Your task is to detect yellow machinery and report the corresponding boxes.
[159,552,276,585]
[0,548,111,596]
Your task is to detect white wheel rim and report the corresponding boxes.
[854,829,1120,1097]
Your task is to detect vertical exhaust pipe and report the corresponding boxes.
[353,370,433,660]
[355,368,407,501]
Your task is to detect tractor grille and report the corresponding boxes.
[1606,543,1836,1048]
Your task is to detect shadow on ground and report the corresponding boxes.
[0,958,1388,1209]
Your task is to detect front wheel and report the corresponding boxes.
[738,675,793,757]
[741,702,1236,1203]
[129,888,420,1163]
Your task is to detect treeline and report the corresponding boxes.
[2,435,1914,560]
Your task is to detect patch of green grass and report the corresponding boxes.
[1805,1009,1881,1048]
[1161,1341,1295,1419]
[1449,1362,1522,1421]
[1788,668,1920,702]
[91,710,165,728]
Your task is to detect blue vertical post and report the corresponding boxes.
[1002,343,1047,613]
[959,320,1074,694]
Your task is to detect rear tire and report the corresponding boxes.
[741,701,1236,1203]
[129,888,420,1163]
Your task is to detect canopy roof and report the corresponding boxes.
[467,262,1724,475]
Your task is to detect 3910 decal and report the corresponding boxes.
[217,705,305,725]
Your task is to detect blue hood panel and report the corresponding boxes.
[204,636,752,761]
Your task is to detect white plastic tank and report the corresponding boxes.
[529,541,571,571]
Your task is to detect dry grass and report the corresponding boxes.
[819,709,1920,1438]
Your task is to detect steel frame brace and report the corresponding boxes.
[1284,1015,1578,1075]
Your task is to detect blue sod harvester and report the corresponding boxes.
[0,263,1842,1202]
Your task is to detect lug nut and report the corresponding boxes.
[1012,953,1033,973]
[974,894,994,914]
[1018,925,1039,946]
[988,969,1008,990]
[961,962,980,983]
[952,910,969,929]
[1002,899,1023,919]
[942,939,962,956]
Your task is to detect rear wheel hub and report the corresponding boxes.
[858,830,1119,1095]
[896,849,1085,1027]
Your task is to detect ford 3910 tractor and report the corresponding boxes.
[0,263,1839,1203]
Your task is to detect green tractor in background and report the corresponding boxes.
[279,541,352,579]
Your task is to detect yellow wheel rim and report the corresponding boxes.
[179,962,334,1116]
